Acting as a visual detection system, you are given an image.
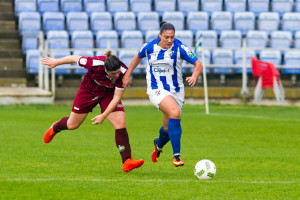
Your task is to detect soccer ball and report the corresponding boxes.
[194,159,216,180]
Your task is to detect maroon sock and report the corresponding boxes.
[53,117,69,133]
[115,128,132,164]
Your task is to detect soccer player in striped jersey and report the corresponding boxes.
[41,50,144,172]
[123,22,203,167]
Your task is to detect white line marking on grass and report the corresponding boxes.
[210,113,300,122]
[1,178,299,185]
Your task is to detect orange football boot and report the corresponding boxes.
[173,155,184,167]
[44,121,58,143]
[152,137,162,162]
[123,155,144,173]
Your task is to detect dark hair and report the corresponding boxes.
[104,50,121,71]
[159,21,175,34]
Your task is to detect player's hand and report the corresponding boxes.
[41,57,58,69]
[186,76,197,87]
[122,74,131,88]
[91,114,105,125]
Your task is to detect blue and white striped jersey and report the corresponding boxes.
[138,38,198,93]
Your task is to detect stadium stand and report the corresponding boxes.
[83,0,105,16]
[283,51,300,74]
[248,0,269,17]
[90,12,113,35]
[130,0,152,13]
[26,49,40,74]
[154,0,176,16]
[121,30,144,48]
[212,49,234,74]
[271,0,293,16]
[220,30,242,48]
[211,11,232,34]
[107,0,128,13]
[162,12,184,30]
[201,0,222,15]
[38,0,59,15]
[224,0,246,12]
[60,0,83,14]
[258,12,280,35]
[270,31,292,50]
[187,12,209,34]
[137,12,160,34]
[15,0,36,16]
[19,12,41,35]
[66,12,89,34]
[282,12,300,36]
[234,12,255,36]
[246,30,268,49]
[43,12,65,36]
[177,0,199,16]
[96,30,119,49]
[234,50,256,73]
[22,31,39,54]
[114,12,136,34]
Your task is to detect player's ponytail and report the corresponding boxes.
[104,50,121,71]
[159,21,175,35]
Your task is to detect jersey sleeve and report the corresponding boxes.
[179,44,198,64]
[138,43,148,58]
[115,62,127,90]
[77,56,105,70]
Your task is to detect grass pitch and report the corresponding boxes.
[0,103,299,199]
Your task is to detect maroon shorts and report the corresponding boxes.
[71,88,125,114]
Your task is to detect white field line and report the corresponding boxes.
[209,113,300,122]
[0,178,299,185]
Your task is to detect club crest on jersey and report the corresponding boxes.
[118,145,125,152]
[79,58,87,65]
[112,79,116,83]
[168,49,173,56]
[93,60,104,66]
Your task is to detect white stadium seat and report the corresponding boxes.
[220,30,242,48]
[96,30,119,49]
[130,0,151,13]
[162,12,184,30]
[224,0,246,13]
[246,30,268,49]
[121,30,144,48]
[258,12,280,35]
[137,12,159,34]
[178,0,199,15]
[66,12,89,34]
[248,0,269,17]
[271,0,293,16]
[114,12,136,34]
[187,12,209,34]
[90,12,113,35]
[234,12,255,36]
[196,30,217,48]
[270,31,292,49]
[259,50,282,66]
[107,0,128,13]
[282,13,300,35]
[175,30,193,47]
[211,11,232,34]
[201,0,222,15]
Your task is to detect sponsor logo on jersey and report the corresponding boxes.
[92,60,104,66]
[91,96,99,101]
[117,103,123,108]
[79,58,87,65]
[154,68,169,73]
[118,145,125,152]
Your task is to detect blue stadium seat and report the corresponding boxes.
[224,0,246,12]
[145,30,159,42]
[195,49,211,73]
[162,12,185,30]
[212,49,234,74]
[282,51,300,74]
[95,50,118,56]
[259,50,282,66]
[234,50,256,73]
[234,12,255,36]
[52,51,73,74]
[38,0,59,14]
[187,12,209,34]
[107,0,128,13]
[60,0,83,14]
[211,11,232,34]
[137,12,159,34]
[96,30,119,49]
[130,0,151,13]
[196,30,217,48]
[121,30,143,48]
[114,12,136,34]
[119,50,141,74]
[220,30,242,48]
[66,12,89,34]
[22,31,39,54]
[271,0,293,16]
[296,0,300,12]
[258,12,280,35]
[175,30,193,47]
[282,13,300,36]
[72,51,94,74]
[15,0,36,16]
[83,0,105,16]
[90,12,112,35]
[177,0,199,16]
[26,49,40,74]
[71,30,94,49]
[248,0,269,17]
[246,30,268,49]
[154,0,176,16]
[295,31,300,49]
[43,12,65,36]
[201,0,222,16]
[19,12,41,35]
[270,31,292,50]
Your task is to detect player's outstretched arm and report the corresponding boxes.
[41,55,80,69]
[122,54,142,88]
[186,60,203,87]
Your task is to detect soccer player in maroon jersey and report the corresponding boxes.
[41,50,144,173]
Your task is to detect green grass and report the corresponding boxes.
[0,104,299,200]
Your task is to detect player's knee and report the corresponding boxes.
[168,108,180,119]
[67,123,80,130]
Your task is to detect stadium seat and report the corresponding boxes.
[137,12,159,34]
[212,49,234,74]
[187,12,209,34]
[119,50,141,74]
[271,0,293,16]
[38,0,59,14]
[211,11,233,34]
[72,50,94,74]
[162,12,184,30]
[177,0,199,16]
[71,30,94,49]
[95,50,118,56]
[15,0,36,16]
[246,30,268,49]
[19,12,41,35]
[96,30,119,49]
[195,30,217,48]
[195,49,211,71]
[224,0,246,12]
[22,31,39,54]
[248,0,269,17]
[282,51,300,74]
[270,31,292,50]
[121,30,144,48]
[60,0,83,14]
[258,12,280,35]
[175,30,193,47]
[259,50,282,66]
[282,13,300,36]
[107,0,128,13]
[220,30,242,48]
[154,0,176,16]
[130,0,151,13]
[234,50,256,73]
[114,12,136,34]
[295,31,300,49]
[145,30,159,42]
[26,49,40,74]
[296,0,300,12]
[83,0,105,16]
[201,0,222,16]
[66,12,89,34]
[90,12,112,35]
[234,12,255,36]
[43,12,65,36]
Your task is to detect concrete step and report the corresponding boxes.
[0,21,15,30]
[0,39,20,49]
[0,12,15,21]
[0,69,26,78]
[0,78,26,87]
[0,0,13,2]
[0,3,13,12]
[0,30,19,39]
[0,58,23,70]
[0,49,23,58]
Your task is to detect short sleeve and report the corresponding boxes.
[77,56,105,70]
[179,44,198,64]
[138,43,148,58]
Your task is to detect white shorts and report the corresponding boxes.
[147,89,185,111]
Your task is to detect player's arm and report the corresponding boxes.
[91,88,124,125]
[122,53,142,88]
[186,59,203,87]
[41,55,79,69]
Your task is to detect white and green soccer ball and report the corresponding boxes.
[194,159,216,180]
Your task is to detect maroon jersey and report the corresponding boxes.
[77,56,127,97]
